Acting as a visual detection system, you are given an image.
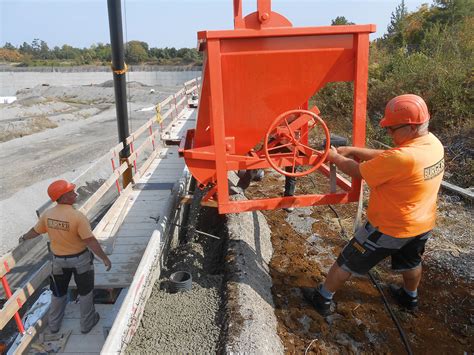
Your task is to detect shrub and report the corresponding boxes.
[0,48,23,62]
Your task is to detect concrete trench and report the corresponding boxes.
[127,178,283,353]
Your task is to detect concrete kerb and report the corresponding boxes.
[224,174,284,353]
[101,168,190,354]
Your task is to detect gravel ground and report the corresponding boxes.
[245,169,473,353]
[0,81,177,143]
[427,194,473,281]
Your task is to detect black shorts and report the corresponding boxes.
[336,222,430,275]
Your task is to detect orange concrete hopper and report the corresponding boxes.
[179,0,375,214]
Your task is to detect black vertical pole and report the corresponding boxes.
[107,0,132,187]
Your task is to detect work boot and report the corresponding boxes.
[253,169,265,181]
[389,284,418,311]
[81,312,100,334]
[283,173,296,213]
[301,287,333,316]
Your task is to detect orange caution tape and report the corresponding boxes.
[111,62,128,75]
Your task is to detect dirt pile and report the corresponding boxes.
[0,81,174,142]
[245,170,473,354]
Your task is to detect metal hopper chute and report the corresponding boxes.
[179,0,375,213]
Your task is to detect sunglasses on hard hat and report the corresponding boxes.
[385,124,410,134]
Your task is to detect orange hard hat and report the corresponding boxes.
[47,180,76,202]
[380,94,430,127]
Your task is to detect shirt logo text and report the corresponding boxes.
[47,218,70,231]
[424,158,444,180]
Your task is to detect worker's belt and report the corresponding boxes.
[53,248,89,259]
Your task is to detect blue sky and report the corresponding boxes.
[1,0,429,49]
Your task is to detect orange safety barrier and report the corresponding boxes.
[1,266,25,334]
[110,151,122,194]
[179,0,375,214]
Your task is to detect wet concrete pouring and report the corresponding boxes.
[127,207,228,353]
[129,169,472,353]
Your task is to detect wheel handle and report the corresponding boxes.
[264,109,330,177]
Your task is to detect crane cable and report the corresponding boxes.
[305,176,414,355]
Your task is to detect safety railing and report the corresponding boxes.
[0,76,201,353]
[184,77,201,95]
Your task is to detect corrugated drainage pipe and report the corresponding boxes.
[169,271,192,293]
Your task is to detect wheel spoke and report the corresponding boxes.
[267,138,280,149]
[298,125,312,142]
[292,148,297,173]
[279,132,294,143]
[294,118,318,145]
[285,118,296,141]
[267,142,293,152]
[296,141,318,155]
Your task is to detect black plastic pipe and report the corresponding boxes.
[107,0,132,186]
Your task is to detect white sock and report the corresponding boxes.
[318,284,335,300]
[403,287,418,298]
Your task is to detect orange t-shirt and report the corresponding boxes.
[359,133,444,238]
[34,204,93,255]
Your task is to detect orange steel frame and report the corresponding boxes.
[180,1,375,214]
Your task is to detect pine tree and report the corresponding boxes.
[385,0,408,50]
[331,16,355,26]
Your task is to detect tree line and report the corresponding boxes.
[0,40,202,66]
[1,1,471,185]
[314,0,473,187]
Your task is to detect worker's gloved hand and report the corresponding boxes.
[18,235,26,244]
[103,257,112,271]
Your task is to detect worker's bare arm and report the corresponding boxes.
[333,156,362,179]
[19,228,41,243]
[83,237,112,271]
[337,146,384,161]
[327,148,362,179]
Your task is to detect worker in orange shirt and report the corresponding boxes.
[19,180,112,334]
[302,94,444,315]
